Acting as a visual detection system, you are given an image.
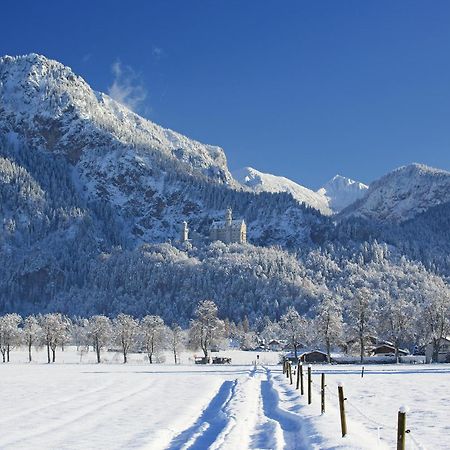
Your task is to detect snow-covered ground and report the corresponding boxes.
[1,348,448,449]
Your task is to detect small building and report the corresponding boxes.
[425,337,450,363]
[210,208,247,244]
[267,339,284,351]
[371,344,408,357]
[299,350,329,363]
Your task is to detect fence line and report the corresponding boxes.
[281,361,427,450]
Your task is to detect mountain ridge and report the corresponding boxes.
[340,163,450,222]
[0,53,449,321]
[233,166,368,213]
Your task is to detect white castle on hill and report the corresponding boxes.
[210,208,247,244]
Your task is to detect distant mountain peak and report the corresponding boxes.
[232,166,331,214]
[233,167,369,214]
[341,163,450,222]
[317,174,368,212]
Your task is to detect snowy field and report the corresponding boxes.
[0,348,449,449]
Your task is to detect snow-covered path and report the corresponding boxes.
[166,366,384,450]
[167,366,305,450]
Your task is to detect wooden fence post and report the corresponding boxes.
[338,382,347,437]
[283,359,286,374]
[361,366,365,378]
[286,361,290,379]
[321,373,325,414]
[307,364,312,404]
[289,362,293,385]
[397,407,407,450]
[296,361,301,390]
[300,362,304,395]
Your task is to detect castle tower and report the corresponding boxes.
[226,207,233,226]
[180,221,189,243]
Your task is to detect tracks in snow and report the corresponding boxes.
[168,366,308,450]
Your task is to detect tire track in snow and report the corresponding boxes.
[167,379,238,450]
[217,366,285,450]
[258,367,308,450]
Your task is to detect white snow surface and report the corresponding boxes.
[233,167,368,214]
[1,347,448,449]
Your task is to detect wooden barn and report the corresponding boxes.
[299,350,328,363]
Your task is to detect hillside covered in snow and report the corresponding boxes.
[0,53,449,321]
[340,163,450,222]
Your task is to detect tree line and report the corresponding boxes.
[1,290,449,364]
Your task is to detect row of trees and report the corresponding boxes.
[1,289,449,365]
[0,301,230,364]
[254,285,450,363]
[0,313,184,364]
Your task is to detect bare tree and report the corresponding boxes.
[87,315,112,363]
[23,315,41,362]
[71,317,89,351]
[315,291,343,363]
[113,314,138,363]
[188,300,224,359]
[279,307,307,362]
[0,314,22,362]
[169,323,184,364]
[39,313,70,363]
[140,315,166,364]
[348,287,374,363]
[378,296,415,363]
[422,287,450,362]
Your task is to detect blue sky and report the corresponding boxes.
[1,1,450,188]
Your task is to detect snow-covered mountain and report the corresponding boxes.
[0,54,324,247]
[340,163,450,222]
[317,175,368,212]
[0,54,231,183]
[1,53,449,320]
[233,166,331,214]
[233,167,367,214]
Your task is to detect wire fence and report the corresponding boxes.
[282,361,428,450]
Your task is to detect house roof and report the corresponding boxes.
[371,344,408,355]
[301,350,327,356]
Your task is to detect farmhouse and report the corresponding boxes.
[425,337,450,363]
